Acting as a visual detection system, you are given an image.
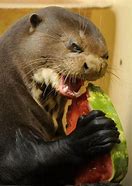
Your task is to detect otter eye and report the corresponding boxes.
[70,43,83,53]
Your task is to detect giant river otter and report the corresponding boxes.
[0,6,120,186]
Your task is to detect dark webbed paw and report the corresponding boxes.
[66,110,120,158]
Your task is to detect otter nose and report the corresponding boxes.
[83,62,89,73]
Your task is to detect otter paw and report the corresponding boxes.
[67,110,120,157]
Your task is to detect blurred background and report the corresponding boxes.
[0,0,131,185]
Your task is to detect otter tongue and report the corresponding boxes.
[59,76,83,98]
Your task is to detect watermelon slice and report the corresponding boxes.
[63,83,128,185]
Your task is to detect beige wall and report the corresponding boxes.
[109,1,132,185]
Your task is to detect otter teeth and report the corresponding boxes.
[63,86,69,92]
[73,81,88,97]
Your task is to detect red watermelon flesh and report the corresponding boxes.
[66,92,113,185]
[75,154,112,185]
[66,93,90,135]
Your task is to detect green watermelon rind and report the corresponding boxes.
[87,83,128,182]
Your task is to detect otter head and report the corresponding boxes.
[16,6,108,102]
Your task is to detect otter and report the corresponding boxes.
[0,6,120,186]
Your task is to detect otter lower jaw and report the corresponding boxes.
[32,68,88,101]
[58,76,88,98]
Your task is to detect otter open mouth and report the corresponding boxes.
[33,68,87,100]
[58,76,84,98]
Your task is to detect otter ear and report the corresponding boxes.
[30,13,42,28]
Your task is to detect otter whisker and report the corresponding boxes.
[20,57,44,66]
[56,68,68,78]
[23,68,37,81]
[23,63,54,81]
[21,57,63,69]
[106,70,120,79]
[58,66,71,78]
[41,87,56,104]
[21,57,64,71]
[63,70,71,84]
[21,59,44,69]
[52,65,64,71]
[42,84,50,98]
[50,64,66,73]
